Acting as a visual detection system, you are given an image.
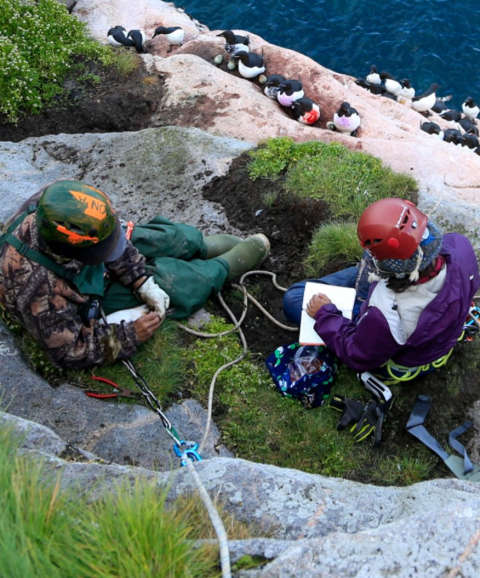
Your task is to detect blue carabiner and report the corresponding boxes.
[173,440,202,466]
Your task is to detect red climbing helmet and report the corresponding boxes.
[357,198,428,260]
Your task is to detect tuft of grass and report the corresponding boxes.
[173,492,264,540]
[0,424,217,577]
[0,0,113,122]
[102,48,139,76]
[247,138,418,220]
[304,221,364,276]
[371,453,437,486]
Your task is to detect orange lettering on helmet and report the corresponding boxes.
[56,224,99,245]
[69,190,108,221]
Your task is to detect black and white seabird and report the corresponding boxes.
[217,30,250,55]
[380,72,403,96]
[442,128,463,144]
[462,97,480,120]
[264,75,286,99]
[412,83,439,115]
[107,26,134,48]
[458,133,479,149]
[327,102,361,137]
[366,65,381,85]
[398,79,415,100]
[233,51,265,79]
[127,29,147,53]
[458,117,479,136]
[291,97,321,125]
[277,80,304,107]
[152,26,185,52]
[440,109,462,122]
[420,121,444,139]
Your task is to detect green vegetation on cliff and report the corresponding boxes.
[0,0,134,122]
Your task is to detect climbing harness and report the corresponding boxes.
[406,395,480,481]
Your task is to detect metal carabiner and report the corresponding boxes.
[174,441,202,466]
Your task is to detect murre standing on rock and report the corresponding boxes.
[291,97,321,125]
[217,30,250,55]
[462,97,480,120]
[458,133,479,149]
[398,79,415,100]
[233,51,265,79]
[380,72,403,96]
[264,75,286,99]
[327,102,361,136]
[277,80,304,107]
[412,83,439,115]
[366,65,381,85]
[127,29,147,53]
[355,78,387,96]
[107,26,134,48]
[152,26,185,52]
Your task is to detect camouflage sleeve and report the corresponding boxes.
[7,255,140,369]
[105,240,147,287]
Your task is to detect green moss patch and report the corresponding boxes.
[248,138,418,220]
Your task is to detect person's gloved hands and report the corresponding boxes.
[351,398,393,446]
[136,277,170,317]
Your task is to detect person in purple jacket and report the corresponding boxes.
[283,198,480,384]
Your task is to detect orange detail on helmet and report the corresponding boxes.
[357,198,428,260]
[68,189,110,221]
[55,224,99,245]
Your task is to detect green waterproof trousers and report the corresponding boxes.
[102,216,229,319]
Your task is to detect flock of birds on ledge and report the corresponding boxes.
[107,25,480,151]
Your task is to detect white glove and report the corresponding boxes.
[136,277,170,317]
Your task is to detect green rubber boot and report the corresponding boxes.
[218,234,270,280]
[203,234,243,258]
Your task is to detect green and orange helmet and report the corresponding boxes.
[36,180,121,265]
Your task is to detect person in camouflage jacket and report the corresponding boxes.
[0,180,270,370]
[0,182,157,369]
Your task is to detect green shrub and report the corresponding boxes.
[304,221,364,276]
[0,0,110,121]
[0,425,217,577]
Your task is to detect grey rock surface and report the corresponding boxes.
[0,323,231,469]
[0,127,253,232]
[7,415,480,578]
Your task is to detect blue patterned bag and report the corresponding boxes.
[265,343,338,409]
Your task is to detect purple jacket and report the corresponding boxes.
[314,233,480,372]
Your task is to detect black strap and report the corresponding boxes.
[1,232,76,282]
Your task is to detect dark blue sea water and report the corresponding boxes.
[181,0,480,109]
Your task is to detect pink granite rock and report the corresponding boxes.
[149,30,480,236]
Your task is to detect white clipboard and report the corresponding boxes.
[299,282,356,345]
